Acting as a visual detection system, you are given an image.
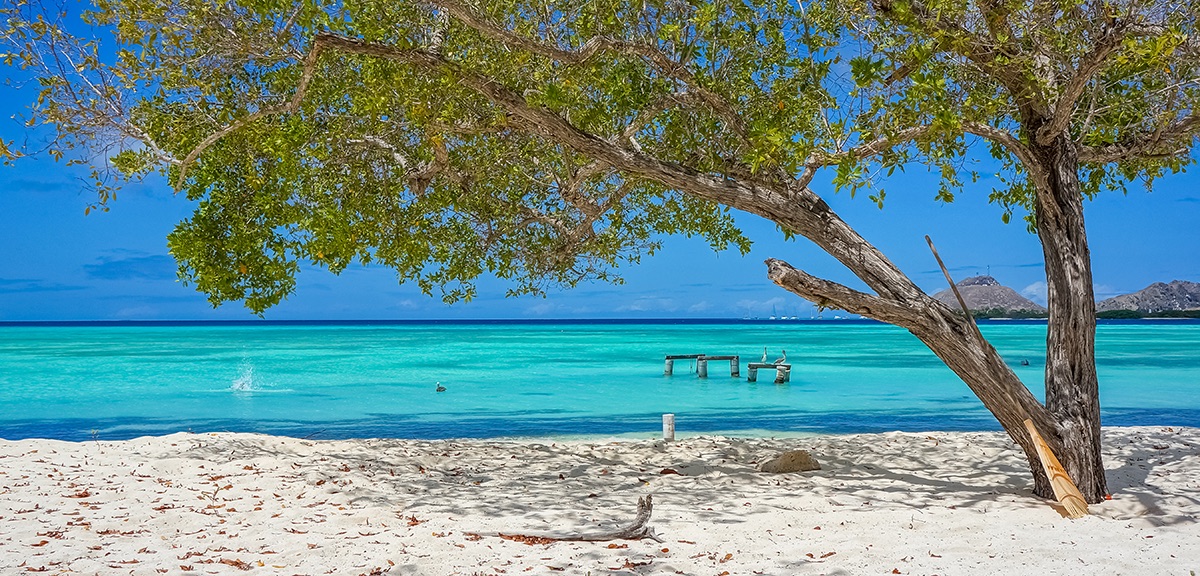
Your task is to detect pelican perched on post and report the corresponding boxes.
[773,350,787,365]
[760,347,768,363]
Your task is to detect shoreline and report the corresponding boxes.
[2,426,1197,574]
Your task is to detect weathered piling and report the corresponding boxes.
[700,355,740,377]
[748,363,791,383]
[662,414,675,441]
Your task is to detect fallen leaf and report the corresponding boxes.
[30,541,49,547]
[498,533,556,545]
[820,552,836,559]
[218,558,252,571]
[660,468,679,475]
[609,559,652,570]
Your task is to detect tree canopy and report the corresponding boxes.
[4,0,1198,502]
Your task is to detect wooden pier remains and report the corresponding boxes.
[747,362,791,384]
[664,354,740,378]
[664,354,704,376]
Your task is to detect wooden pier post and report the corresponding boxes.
[731,355,740,377]
[696,357,708,378]
[664,358,674,376]
[748,362,791,383]
[662,414,675,441]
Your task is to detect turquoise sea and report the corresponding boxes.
[1,320,1198,442]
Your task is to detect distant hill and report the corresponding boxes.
[932,276,1047,318]
[1097,280,1200,315]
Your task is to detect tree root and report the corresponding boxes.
[494,495,663,544]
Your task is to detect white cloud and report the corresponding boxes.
[524,302,595,316]
[688,301,712,313]
[614,297,679,313]
[1092,284,1123,301]
[1021,281,1048,305]
[734,296,787,314]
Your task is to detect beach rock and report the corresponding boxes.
[758,450,820,473]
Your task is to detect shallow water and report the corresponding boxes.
[1,320,1197,441]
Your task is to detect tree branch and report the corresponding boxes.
[1035,23,1129,146]
[765,258,923,326]
[173,31,926,304]
[434,0,749,138]
[1077,112,1200,163]
[872,0,1041,114]
[962,122,1039,169]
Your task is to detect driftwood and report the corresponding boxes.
[492,495,663,544]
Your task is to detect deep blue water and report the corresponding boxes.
[1,320,1197,441]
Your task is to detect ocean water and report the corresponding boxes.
[1,320,1197,441]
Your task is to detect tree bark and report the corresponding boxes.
[1028,133,1108,503]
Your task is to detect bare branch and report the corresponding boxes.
[347,135,410,169]
[765,258,923,326]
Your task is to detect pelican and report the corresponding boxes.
[773,350,787,364]
[436,382,446,392]
[760,347,768,363]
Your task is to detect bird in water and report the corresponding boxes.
[1020,359,1030,366]
[760,347,768,363]
[773,350,787,364]
[436,382,446,392]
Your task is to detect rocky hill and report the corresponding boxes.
[1097,280,1200,314]
[932,276,1047,316]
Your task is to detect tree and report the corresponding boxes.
[4,0,1197,503]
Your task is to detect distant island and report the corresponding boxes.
[932,276,1048,319]
[1096,280,1200,319]
[929,277,1200,319]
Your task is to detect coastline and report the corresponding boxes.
[2,427,1197,575]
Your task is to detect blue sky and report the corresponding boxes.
[1,83,1197,321]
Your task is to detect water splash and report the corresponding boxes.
[231,364,255,392]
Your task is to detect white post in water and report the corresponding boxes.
[696,357,708,378]
[662,413,675,442]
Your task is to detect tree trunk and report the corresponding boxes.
[1029,134,1108,503]
[766,259,1060,497]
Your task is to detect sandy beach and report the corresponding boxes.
[1,427,1197,575]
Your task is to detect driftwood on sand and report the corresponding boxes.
[492,496,663,544]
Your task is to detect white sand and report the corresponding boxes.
[1,426,1197,575]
